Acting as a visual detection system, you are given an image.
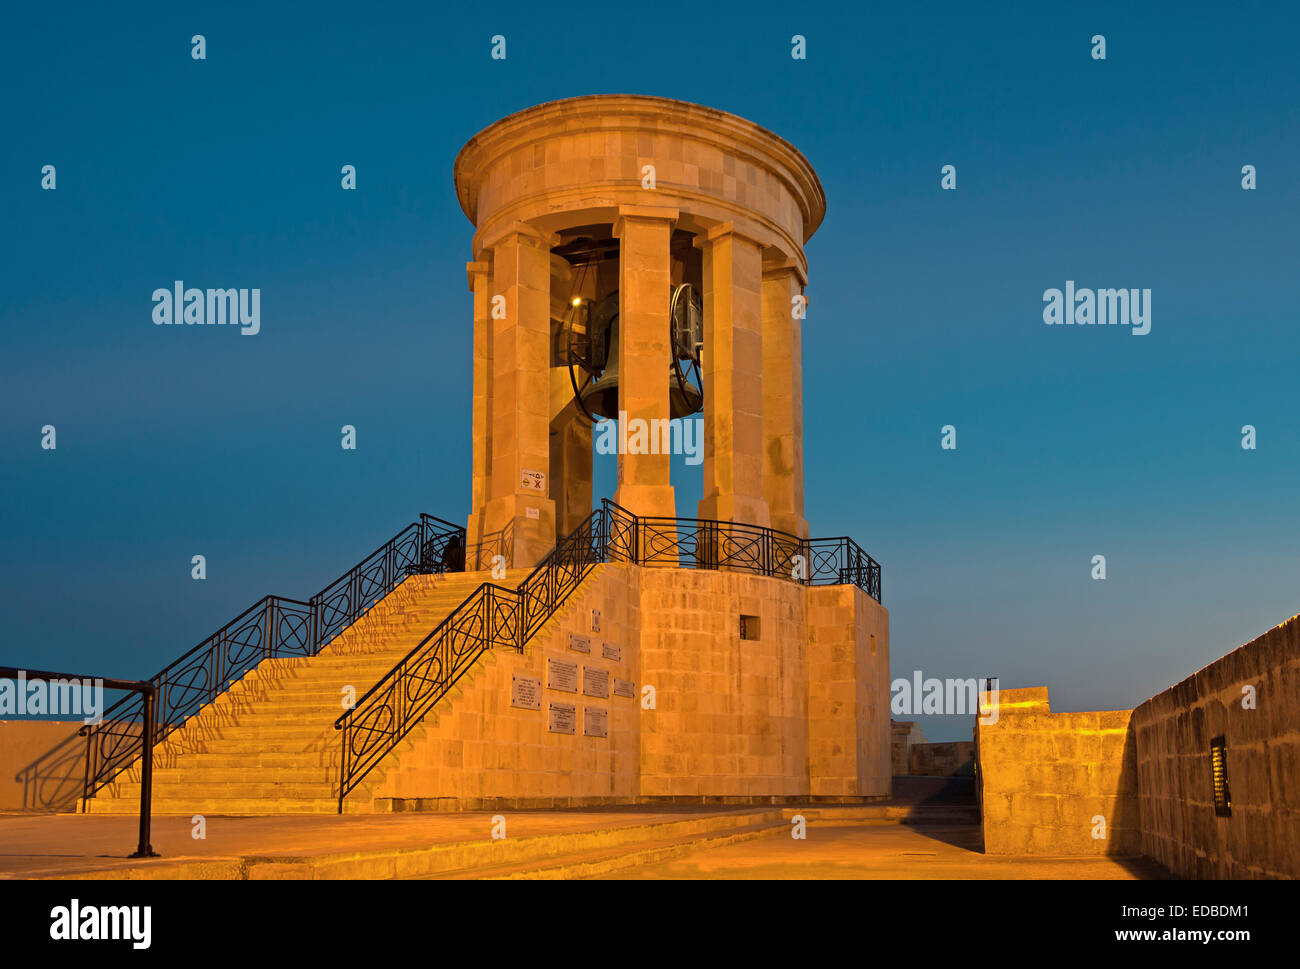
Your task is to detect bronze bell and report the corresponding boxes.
[575,289,704,421]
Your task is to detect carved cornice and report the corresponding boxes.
[454,95,826,244]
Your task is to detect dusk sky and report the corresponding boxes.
[3,2,1297,739]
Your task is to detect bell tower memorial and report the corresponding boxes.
[455,95,823,568]
[353,94,893,810]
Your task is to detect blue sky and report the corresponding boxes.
[2,2,1297,739]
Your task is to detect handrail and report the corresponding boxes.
[333,500,882,809]
[0,666,158,858]
[604,499,881,599]
[79,514,465,802]
[333,507,605,809]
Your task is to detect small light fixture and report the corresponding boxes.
[571,297,582,306]
[1210,735,1231,818]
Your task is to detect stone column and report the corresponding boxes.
[483,221,556,568]
[550,402,593,537]
[466,259,493,566]
[761,260,808,538]
[612,205,678,519]
[697,222,770,528]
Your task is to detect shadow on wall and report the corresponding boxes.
[0,721,86,812]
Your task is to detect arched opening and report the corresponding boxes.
[548,226,706,534]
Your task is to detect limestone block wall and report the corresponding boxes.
[909,741,975,777]
[372,564,642,810]
[637,569,809,799]
[891,720,926,775]
[806,585,891,798]
[975,688,1140,855]
[374,563,891,809]
[1131,614,1300,879]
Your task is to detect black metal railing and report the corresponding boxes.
[334,500,881,808]
[466,519,515,572]
[334,507,605,808]
[0,666,159,858]
[608,506,882,600]
[80,514,465,802]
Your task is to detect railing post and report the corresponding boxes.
[349,565,359,632]
[513,586,525,653]
[308,594,320,655]
[395,660,406,747]
[130,686,158,858]
[264,597,275,660]
[337,719,349,814]
[81,725,94,811]
[213,627,224,696]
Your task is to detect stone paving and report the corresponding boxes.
[602,821,1169,880]
[0,807,741,879]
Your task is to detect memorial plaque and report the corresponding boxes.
[548,702,576,734]
[547,656,578,693]
[568,633,591,654]
[510,673,541,711]
[612,677,635,699]
[583,665,610,699]
[591,609,601,633]
[583,706,609,738]
[525,506,539,520]
[601,641,622,662]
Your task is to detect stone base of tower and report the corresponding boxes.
[371,563,891,810]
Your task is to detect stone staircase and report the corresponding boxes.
[83,568,533,816]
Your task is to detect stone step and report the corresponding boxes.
[222,685,399,702]
[163,730,334,746]
[203,697,352,712]
[227,670,410,689]
[402,810,787,879]
[109,780,337,800]
[62,808,796,875]
[329,603,472,617]
[473,820,784,880]
[282,651,424,665]
[168,729,333,745]
[127,766,338,784]
[214,691,373,707]
[162,738,327,754]
[81,568,538,815]
[161,720,331,741]
[180,716,335,731]
[84,796,343,815]
[147,751,340,769]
